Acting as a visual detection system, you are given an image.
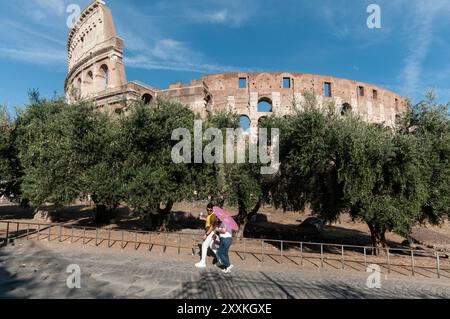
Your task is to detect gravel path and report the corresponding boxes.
[1,241,450,299]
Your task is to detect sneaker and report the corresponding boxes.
[221,265,234,274]
[195,262,206,268]
[215,262,224,269]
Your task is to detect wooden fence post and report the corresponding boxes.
[261,240,265,262]
[300,242,303,266]
[320,244,324,269]
[436,252,441,279]
[387,248,391,274]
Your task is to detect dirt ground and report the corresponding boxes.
[1,200,450,252]
[1,200,450,282]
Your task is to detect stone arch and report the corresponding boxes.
[85,70,94,94]
[87,70,94,82]
[204,94,212,108]
[142,93,153,105]
[99,64,109,89]
[239,115,251,133]
[341,103,352,116]
[258,97,273,113]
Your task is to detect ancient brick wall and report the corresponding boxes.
[65,1,407,127]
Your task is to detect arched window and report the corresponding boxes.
[85,71,93,92]
[341,103,352,116]
[87,71,93,82]
[77,78,82,90]
[204,95,212,107]
[239,115,251,133]
[258,98,272,113]
[142,93,153,105]
[100,64,109,89]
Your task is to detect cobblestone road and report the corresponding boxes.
[1,241,450,299]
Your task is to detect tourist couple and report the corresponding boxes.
[195,203,234,274]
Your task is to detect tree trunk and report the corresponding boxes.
[235,200,261,239]
[367,222,387,255]
[143,201,174,231]
[158,200,174,232]
[94,204,108,224]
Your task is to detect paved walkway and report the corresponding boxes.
[1,241,450,299]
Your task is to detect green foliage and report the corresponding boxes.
[84,115,124,221]
[120,99,204,228]
[5,88,448,244]
[0,106,22,200]
[398,92,450,224]
[15,96,106,207]
[270,91,450,247]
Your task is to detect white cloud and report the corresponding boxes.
[151,39,197,62]
[172,0,259,26]
[34,0,66,15]
[125,54,256,74]
[205,10,228,24]
[17,0,67,22]
[0,47,66,66]
[322,6,350,38]
[125,36,256,74]
[399,1,450,97]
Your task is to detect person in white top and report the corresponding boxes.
[195,203,221,268]
[216,222,234,274]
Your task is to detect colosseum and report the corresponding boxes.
[65,0,407,129]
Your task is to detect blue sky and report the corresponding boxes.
[1,0,450,114]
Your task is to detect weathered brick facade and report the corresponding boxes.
[65,1,407,128]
